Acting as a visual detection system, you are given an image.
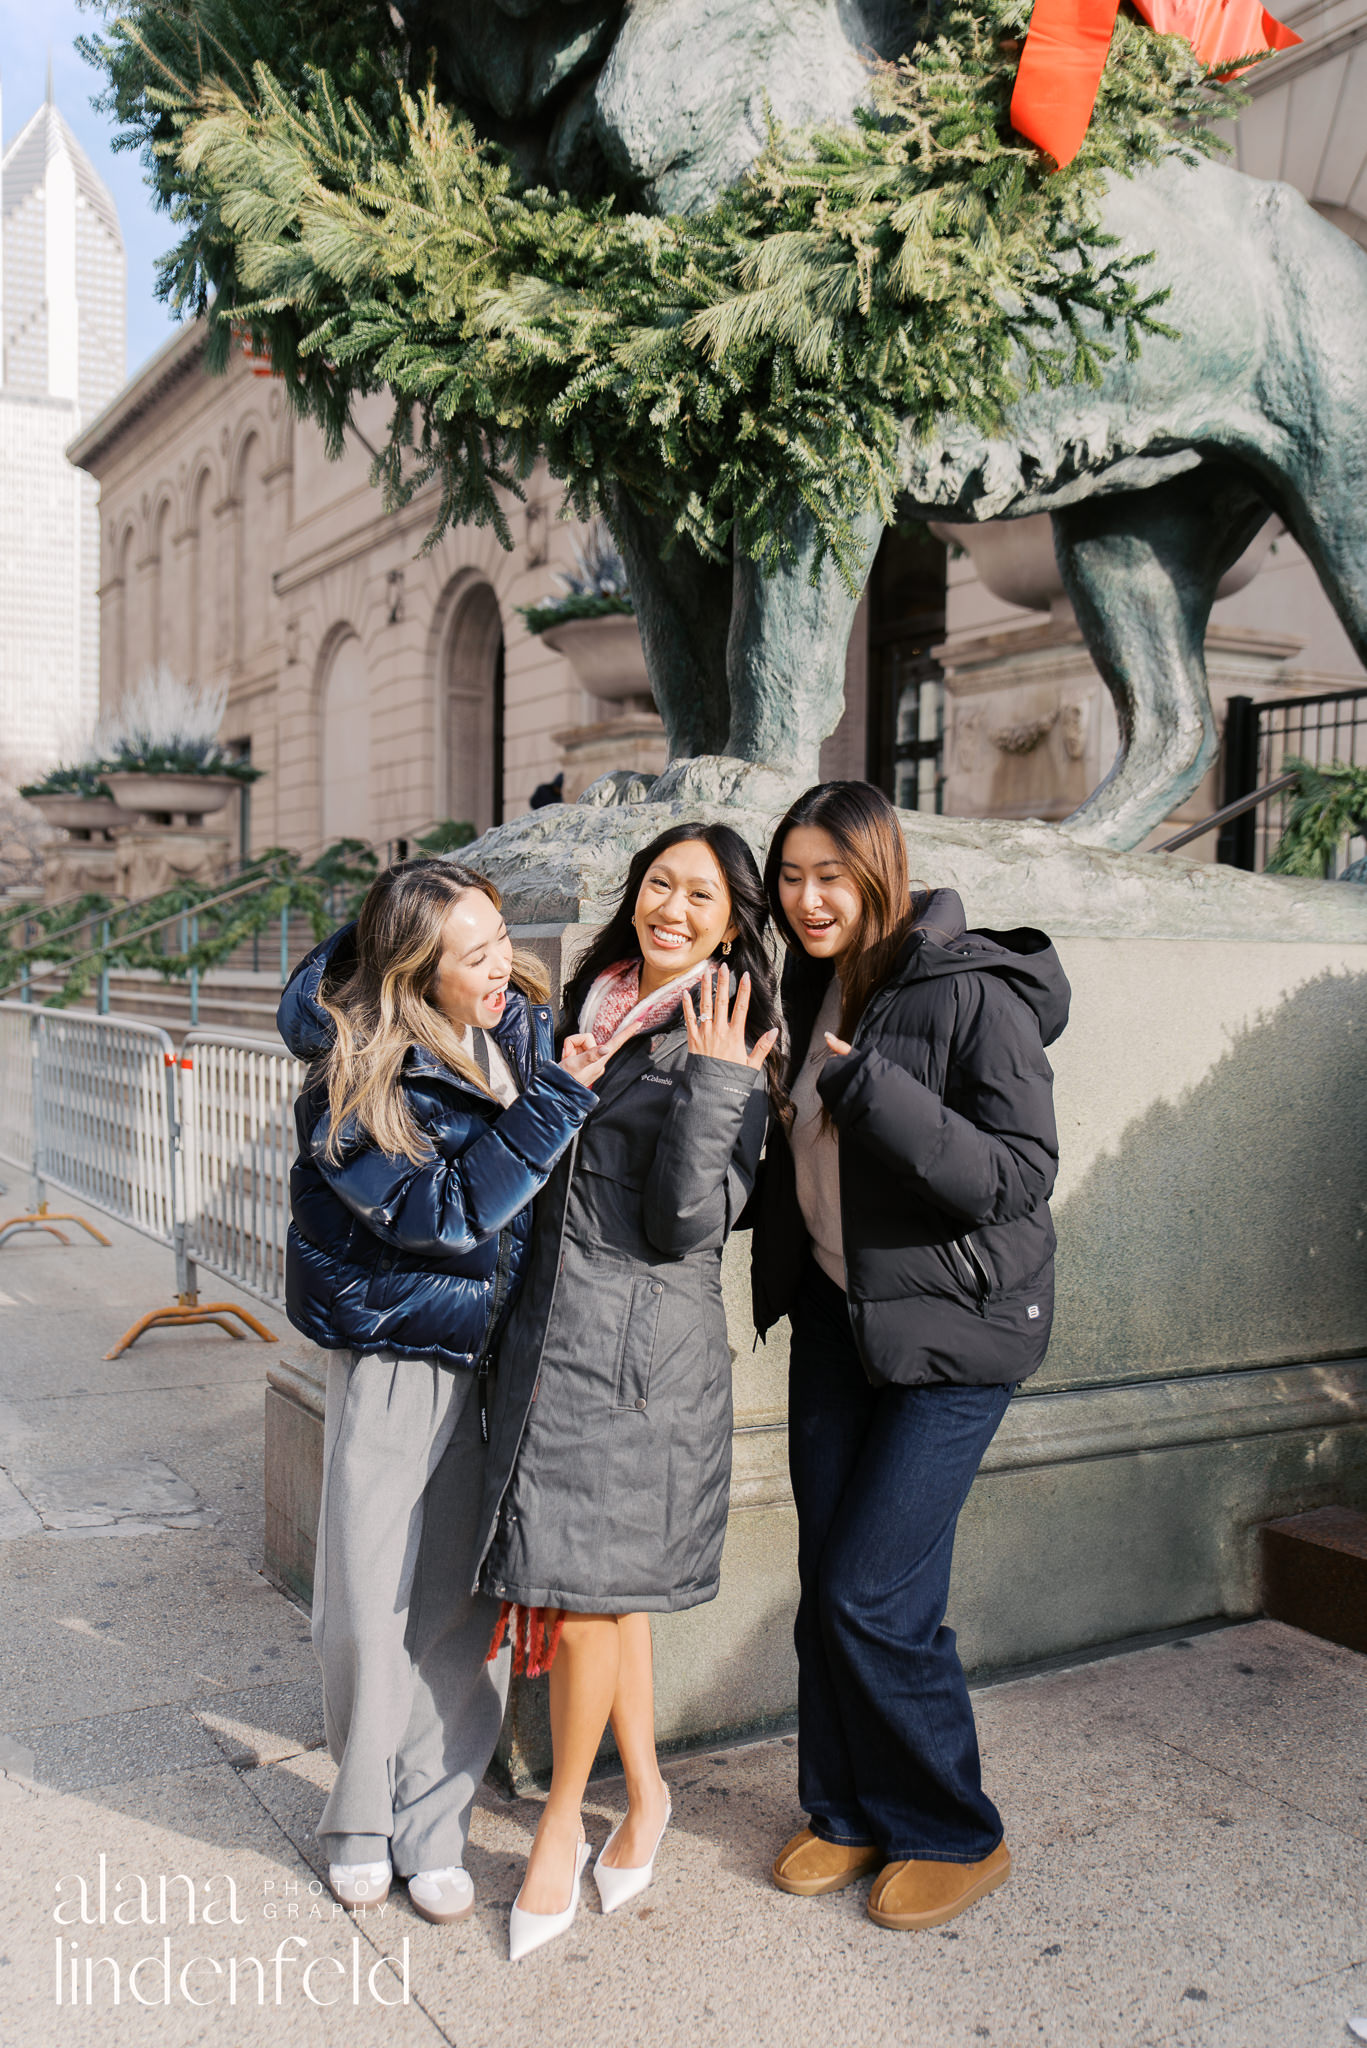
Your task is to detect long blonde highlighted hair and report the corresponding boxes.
[319,858,549,1166]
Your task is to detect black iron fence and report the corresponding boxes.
[1219,687,1367,873]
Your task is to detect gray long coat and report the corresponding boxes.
[475,1026,767,1614]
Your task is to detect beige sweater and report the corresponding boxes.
[788,977,845,1291]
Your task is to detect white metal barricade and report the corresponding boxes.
[0,1000,276,1354]
[31,1008,178,1244]
[180,1032,303,1311]
[0,1001,35,1191]
[0,1000,114,1252]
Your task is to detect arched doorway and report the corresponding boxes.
[319,634,371,845]
[443,581,505,834]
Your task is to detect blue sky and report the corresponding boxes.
[3,3,182,380]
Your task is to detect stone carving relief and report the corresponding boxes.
[992,706,1059,756]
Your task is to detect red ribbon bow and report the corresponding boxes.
[1010,0,1301,170]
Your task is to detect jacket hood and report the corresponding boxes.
[898,888,1071,1048]
[277,924,357,1062]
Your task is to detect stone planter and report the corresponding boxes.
[537,612,652,707]
[930,510,1280,614]
[105,770,238,823]
[28,793,127,837]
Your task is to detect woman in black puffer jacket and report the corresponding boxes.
[278,858,616,1927]
[750,782,1069,1936]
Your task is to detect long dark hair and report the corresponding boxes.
[564,821,780,1070]
[764,781,929,1048]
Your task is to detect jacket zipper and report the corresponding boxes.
[476,1228,515,1444]
[475,1004,551,1442]
[951,1234,991,1303]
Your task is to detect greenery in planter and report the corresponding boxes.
[98,669,265,782]
[18,762,115,801]
[1266,759,1367,880]
[85,0,1232,588]
[520,523,635,638]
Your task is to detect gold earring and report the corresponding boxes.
[722,940,732,956]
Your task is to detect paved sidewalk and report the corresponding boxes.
[1,1202,1365,2047]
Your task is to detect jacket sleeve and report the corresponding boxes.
[641,1054,768,1256]
[817,975,1058,1227]
[308,1062,595,1256]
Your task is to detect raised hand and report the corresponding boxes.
[682,964,779,1072]
[556,1021,636,1091]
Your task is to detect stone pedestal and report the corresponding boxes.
[42,839,123,902]
[936,610,1310,855]
[264,1346,327,1610]
[552,709,669,802]
[113,824,233,901]
[261,783,1367,1787]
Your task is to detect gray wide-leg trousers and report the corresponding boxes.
[312,1352,510,1875]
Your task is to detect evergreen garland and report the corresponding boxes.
[1266,760,1367,880]
[86,0,1231,581]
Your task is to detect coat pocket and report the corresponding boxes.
[946,1235,990,1303]
[612,1274,665,1410]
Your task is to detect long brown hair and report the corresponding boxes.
[320,858,549,1165]
[764,781,926,1044]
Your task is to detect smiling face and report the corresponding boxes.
[430,888,514,1030]
[777,825,865,965]
[632,839,738,998]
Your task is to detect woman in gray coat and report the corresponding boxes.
[475,822,777,1960]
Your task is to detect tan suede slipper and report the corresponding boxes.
[771,1827,883,1896]
[867,1841,1012,1929]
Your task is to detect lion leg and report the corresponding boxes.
[1054,467,1271,850]
[605,484,733,758]
[724,505,885,776]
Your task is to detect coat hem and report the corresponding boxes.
[479,1578,719,1616]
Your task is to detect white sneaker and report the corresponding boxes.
[328,1859,392,1910]
[406,1867,475,1926]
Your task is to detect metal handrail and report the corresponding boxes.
[1153,771,1299,855]
[4,858,294,970]
[1,831,425,1007]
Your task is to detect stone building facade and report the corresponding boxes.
[68,323,625,865]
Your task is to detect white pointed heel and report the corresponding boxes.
[593,1794,672,1915]
[508,1834,591,1962]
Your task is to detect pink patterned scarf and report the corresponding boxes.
[577,956,711,1047]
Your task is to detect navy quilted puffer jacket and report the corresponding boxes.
[278,925,595,1370]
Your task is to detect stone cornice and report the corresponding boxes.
[65,320,209,476]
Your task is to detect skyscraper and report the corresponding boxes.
[0,72,124,775]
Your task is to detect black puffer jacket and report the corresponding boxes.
[750,889,1069,1388]
[279,926,595,1370]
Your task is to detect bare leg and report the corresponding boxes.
[601,1613,669,1869]
[517,1614,621,1915]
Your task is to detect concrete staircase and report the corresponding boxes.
[19,910,329,1044]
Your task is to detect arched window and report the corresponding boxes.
[444,581,505,834]
[186,470,212,684]
[319,634,371,845]
[113,526,135,699]
[150,500,172,675]
[235,432,271,663]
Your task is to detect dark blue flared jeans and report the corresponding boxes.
[788,1259,1012,1863]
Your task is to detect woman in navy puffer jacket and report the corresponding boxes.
[277,858,617,1928]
